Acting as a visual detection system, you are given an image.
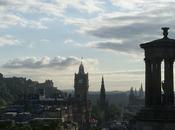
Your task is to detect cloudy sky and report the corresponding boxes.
[0,0,175,91]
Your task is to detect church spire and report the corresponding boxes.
[101,76,104,87]
[101,76,105,92]
[100,76,106,108]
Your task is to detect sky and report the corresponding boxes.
[0,0,175,91]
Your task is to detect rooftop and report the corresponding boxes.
[140,27,175,48]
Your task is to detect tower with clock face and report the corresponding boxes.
[73,62,91,130]
[74,62,89,101]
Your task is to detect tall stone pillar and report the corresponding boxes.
[145,58,161,107]
[151,58,162,105]
[145,58,162,106]
[164,58,174,105]
[144,58,152,106]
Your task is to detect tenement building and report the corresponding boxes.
[131,27,175,130]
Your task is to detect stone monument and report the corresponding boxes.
[133,27,175,130]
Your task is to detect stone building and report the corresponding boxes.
[73,62,91,130]
[74,62,89,101]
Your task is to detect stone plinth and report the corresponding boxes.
[135,121,175,130]
[133,106,175,130]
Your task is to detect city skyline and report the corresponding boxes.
[0,0,175,91]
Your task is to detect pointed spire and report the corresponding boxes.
[100,75,106,108]
[101,76,105,91]
[101,75,104,86]
[139,83,144,97]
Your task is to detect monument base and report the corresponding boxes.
[135,121,175,130]
[130,106,175,130]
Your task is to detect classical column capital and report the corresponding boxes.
[144,58,162,64]
[164,58,174,64]
[153,58,163,63]
[144,58,150,63]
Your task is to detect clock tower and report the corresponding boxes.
[73,62,91,130]
[74,62,89,101]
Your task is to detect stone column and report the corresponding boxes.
[151,58,162,105]
[145,58,162,106]
[144,58,152,106]
[164,58,174,105]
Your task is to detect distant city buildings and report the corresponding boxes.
[122,84,145,122]
[0,59,144,130]
[0,74,76,130]
[0,62,94,130]
[128,84,144,106]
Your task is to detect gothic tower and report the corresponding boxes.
[100,76,106,108]
[73,62,91,130]
[74,62,89,101]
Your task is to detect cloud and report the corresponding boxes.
[2,56,99,90]
[0,14,48,29]
[39,39,50,43]
[62,1,175,56]
[64,39,83,47]
[0,0,105,29]
[89,69,144,76]
[64,39,74,44]
[0,35,20,46]
[87,40,141,54]
[0,1,61,29]
[3,56,98,69]
[110,0,175,11]
[1,0,103,17]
